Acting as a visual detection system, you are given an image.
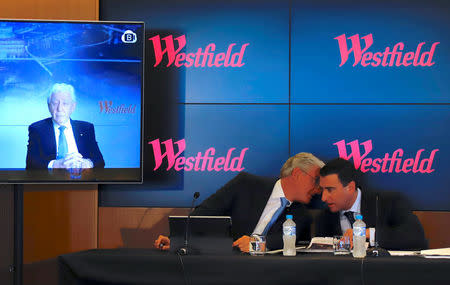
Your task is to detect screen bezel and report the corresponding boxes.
[0,19,145,184]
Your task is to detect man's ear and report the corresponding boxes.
[347,181,356,192]
[291,167,302,178]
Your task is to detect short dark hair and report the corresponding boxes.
[320,158,359,187]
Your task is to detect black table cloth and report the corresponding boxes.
[58,249,450,285]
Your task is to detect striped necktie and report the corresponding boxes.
[57,126,68,159]
[344,211,356,227]
[262,197,289,235]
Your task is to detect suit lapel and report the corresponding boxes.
[331,212,341,235]
[71,119,80,146]
[71,120,85,154]
[44,118,57,157]
[360,190,376,228]
[254,178,277,220]
[249,177,279,234]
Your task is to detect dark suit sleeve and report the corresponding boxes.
[294,209,312,243]
[191,173,243,216]
[26,124,50,169]
[84,123,105,168]
[376,193,428,250]
[314,210,340,238]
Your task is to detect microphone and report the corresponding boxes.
[178,192,200,255]
[367,194,390,257]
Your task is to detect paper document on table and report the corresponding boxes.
[420,248,450,256]
[388,251,420,256]
[307,237,333,249]
[423,255,450,259]
[265,246,306,254]
[295,237,334,253]
[389,248,450,258]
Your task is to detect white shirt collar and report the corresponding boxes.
[340,188,361,216]
[270,179,292,206]
[251,179,293,236]
[53,119,73,131]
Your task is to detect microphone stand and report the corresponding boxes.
[367,194,390,257]
[178,192,200,255]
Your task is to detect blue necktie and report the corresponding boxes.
[57,126,68,159]
[262,197,289,235]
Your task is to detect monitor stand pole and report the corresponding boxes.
[14,185,23,285]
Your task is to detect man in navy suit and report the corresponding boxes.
[316,158,427,250]
[26,83,104,169]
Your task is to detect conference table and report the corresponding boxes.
[58,248,450,285]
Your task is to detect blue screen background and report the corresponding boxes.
[0,21,143,169]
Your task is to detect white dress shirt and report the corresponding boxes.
[339,188,375,245]
[339,188,362,233]
[48,120,79,168]
[252,179,292,235]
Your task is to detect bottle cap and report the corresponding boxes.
[286,214,293,219]
[356,214,363,220]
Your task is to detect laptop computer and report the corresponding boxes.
[169,216,233,255]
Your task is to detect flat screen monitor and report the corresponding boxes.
[0,19,144,183]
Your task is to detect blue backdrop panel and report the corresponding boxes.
[291,0,449,103]
[100,105,289,206]
[291,105,450,210]
[100,0,289,103]
[0,126,28,169]
[99,0,449,210]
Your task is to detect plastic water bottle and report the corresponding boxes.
[283,214,296,256]
[352,214,366,258]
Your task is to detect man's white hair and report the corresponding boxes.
[280,152,325,178]
[47,83,76,103]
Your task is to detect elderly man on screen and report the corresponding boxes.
[155,152,325,252]
[26,83,105,169]
[316,158,427,250]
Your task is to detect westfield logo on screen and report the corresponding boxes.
[334,139,439,174]
[149,139,249,172]
[99,101,136,114]
[335,34,440,67]
[148,35,250,68]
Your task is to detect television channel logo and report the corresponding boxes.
[122,30,137,43]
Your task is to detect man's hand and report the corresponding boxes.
[52,158,67,169]
[52,153,93,169]
[343,229,354,248]
[52,153,82,168]
[232,235,251,253]
[154,235,170,250]
[343,228,371,249]
[80,158,93,168]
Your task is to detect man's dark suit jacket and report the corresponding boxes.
[26,118,105,169]
[191,172,312,250]
[315,189,428,250]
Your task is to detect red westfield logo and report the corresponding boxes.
[149,139,248,172]
[335,34,439,67]
[148,35,250,68]
[99,101,136,114]
[334,139,438,174]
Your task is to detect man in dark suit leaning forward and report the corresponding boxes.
[316,158,427,250]
[26,83,105,169]
[155,152,325,252]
